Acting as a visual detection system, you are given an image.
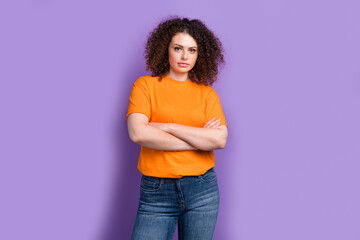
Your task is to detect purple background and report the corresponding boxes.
[1,0,360,239]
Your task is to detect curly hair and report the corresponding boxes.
[144,16,225,86]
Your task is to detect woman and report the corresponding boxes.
[126,16,228,240]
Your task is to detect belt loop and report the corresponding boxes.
[160,178,164,185]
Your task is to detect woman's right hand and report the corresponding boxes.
[203,117,221,129]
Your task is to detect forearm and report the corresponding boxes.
[165,123,227,151]
[131,124,197,151]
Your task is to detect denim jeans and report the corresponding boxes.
[131,167,220,240]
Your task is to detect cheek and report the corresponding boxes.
[169,51,178,61]
[192,55,198,65]
[169,55,177,65]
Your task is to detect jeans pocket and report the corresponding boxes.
[198,168,217,183]
[140,175,162,192]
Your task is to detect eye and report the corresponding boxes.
[174,47,181,51]
[190,49,196,53]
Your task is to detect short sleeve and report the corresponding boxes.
[205,88,228,128]
[126,77,151,121]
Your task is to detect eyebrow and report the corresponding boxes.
[173,44,197,49]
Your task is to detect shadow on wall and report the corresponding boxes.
[96,69,147,240]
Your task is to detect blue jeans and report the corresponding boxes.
[131,167,220,240]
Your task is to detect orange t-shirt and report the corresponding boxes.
[126,75,228,178]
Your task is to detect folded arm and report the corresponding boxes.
[127,113,227,151]
[127,113,197,151]
[150,119,228,151]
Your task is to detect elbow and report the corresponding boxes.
[215,128,228,149]
[127,114,149,144]
[128,128,143,144]
[128,132,137,143]
[132,133,145,145]
[217,138,227,149]
[216,127,228,149]
[205,136,227,151]
[129,134,139,144]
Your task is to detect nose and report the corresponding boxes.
[182,50,188,60]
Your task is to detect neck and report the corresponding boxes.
[166,71,189,82]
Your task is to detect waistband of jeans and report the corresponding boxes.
[143,167,214,183]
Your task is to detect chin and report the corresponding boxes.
[174,69,189,74]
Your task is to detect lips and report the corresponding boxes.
[178,63,189,67]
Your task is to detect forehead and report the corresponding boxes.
[170,32,197,47]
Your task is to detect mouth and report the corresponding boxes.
[178,63,189,67]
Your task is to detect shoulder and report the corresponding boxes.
[190,81,215,93]
[133,75,156,83]
[202,85,219,99]
[188,82,220,101]
[132,75,159,87]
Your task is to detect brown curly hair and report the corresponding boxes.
[144,16,225,86]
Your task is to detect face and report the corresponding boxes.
[168,32,198,75]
